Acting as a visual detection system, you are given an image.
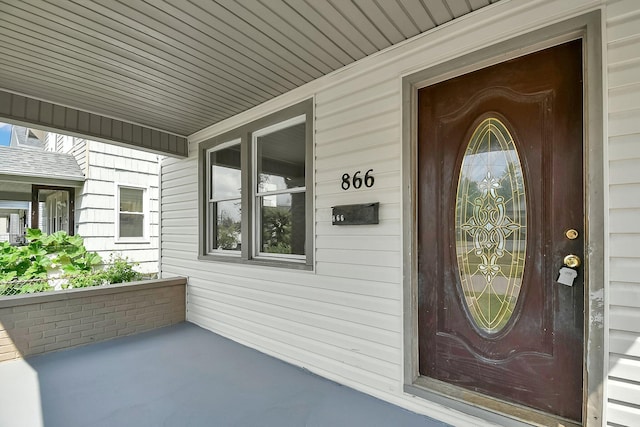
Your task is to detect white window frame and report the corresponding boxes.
[115,184,149,243]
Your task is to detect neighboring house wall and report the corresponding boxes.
[78,141,160,274]
[46,134,161,275]
[160,0,639,426]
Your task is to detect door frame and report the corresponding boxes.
[401,11,604,427]
[31,185,76,236]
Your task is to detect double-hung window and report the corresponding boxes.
[200,99,313,268]
[206,140,242,253]
[116,185,147,241]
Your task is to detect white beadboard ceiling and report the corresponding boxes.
[0,0,499,137]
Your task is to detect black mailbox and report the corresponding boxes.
[331,202,379,225]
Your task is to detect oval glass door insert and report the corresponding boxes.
[455,118,527,334]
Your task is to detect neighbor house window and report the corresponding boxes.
[117,185,146,240]
[200,99,313,268]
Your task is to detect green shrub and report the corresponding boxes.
[68,255,143,288]
[0,229,143,296]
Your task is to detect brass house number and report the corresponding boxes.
[341,169,374,190]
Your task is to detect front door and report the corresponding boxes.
[417,40,584,422]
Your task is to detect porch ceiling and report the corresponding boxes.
[0,0,499,138]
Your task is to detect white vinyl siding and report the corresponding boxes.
[159,0,640,425]
[606,0,640,425]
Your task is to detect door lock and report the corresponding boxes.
[563,254,581,268]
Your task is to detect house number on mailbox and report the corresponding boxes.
[341,169,374,190]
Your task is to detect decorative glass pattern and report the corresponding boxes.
[455,118,527,334]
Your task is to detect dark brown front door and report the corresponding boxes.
[417,40,584,421]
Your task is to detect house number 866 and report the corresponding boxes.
[341,169,374,190]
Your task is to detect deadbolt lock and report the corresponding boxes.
[565,229,579,240]
[563,254,581,268]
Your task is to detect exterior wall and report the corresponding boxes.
[0,278,186,363]
[75,140,160,274]
[605,1,640,425]
[160,0,640,425]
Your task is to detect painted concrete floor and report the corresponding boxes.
[0,322,449,427]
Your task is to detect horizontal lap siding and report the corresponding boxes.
[607,1,640,426]
[163,69,404,393]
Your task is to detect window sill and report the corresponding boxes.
[115,239,151,245]
[198,254,313,271]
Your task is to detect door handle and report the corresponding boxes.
[563,254,581,268]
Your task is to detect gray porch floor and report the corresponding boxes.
[0,322,449,427]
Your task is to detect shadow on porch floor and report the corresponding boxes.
[0,322,449,427]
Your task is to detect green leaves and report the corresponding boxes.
[0,229,112,296]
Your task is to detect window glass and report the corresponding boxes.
[208,142,242,253]
[211,200,242,251]
[120,188,143,213]
[210,145,241,200]
[256,122,305,193]
[119,213,144,238]
[260,192,305,255]
[118,187,144,238]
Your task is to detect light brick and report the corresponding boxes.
[81,327,104,337]
[117,327,136,336]
[48,314,71,323]
[93,330,117,341]
[12,305,37,313]
[0,351,17,362]
[90,294,113,303]
[28,323,53,334]
[139,313,164,324]
[80,315,105,324]
[69,323,95,333]
[69,311,89,320]
[126,295,146,304]
[94,319,116,329]
[44,341,70,352]
[14,318,44,329]
[25,332,43,341]
[27,308,57,319]
[125,319,146,328]
[54,319,82,328]
[115,303,136,312]
[105,299,124,307]
[94,306,116,315]
[55,306,81,315]
[66,297,91,307]
[1,312,28,323]
[125,308,146,317]
[41,300,69,309]
[27,345,45,356]
[55,331,81,343]
[69,336,94,347]
[83,302,105,310]
[29,336,56,348]
[104,312,122,320]
[43,327,70,338]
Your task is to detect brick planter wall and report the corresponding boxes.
[0,277,186,362]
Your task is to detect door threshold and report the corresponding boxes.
[406,377,581,427]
